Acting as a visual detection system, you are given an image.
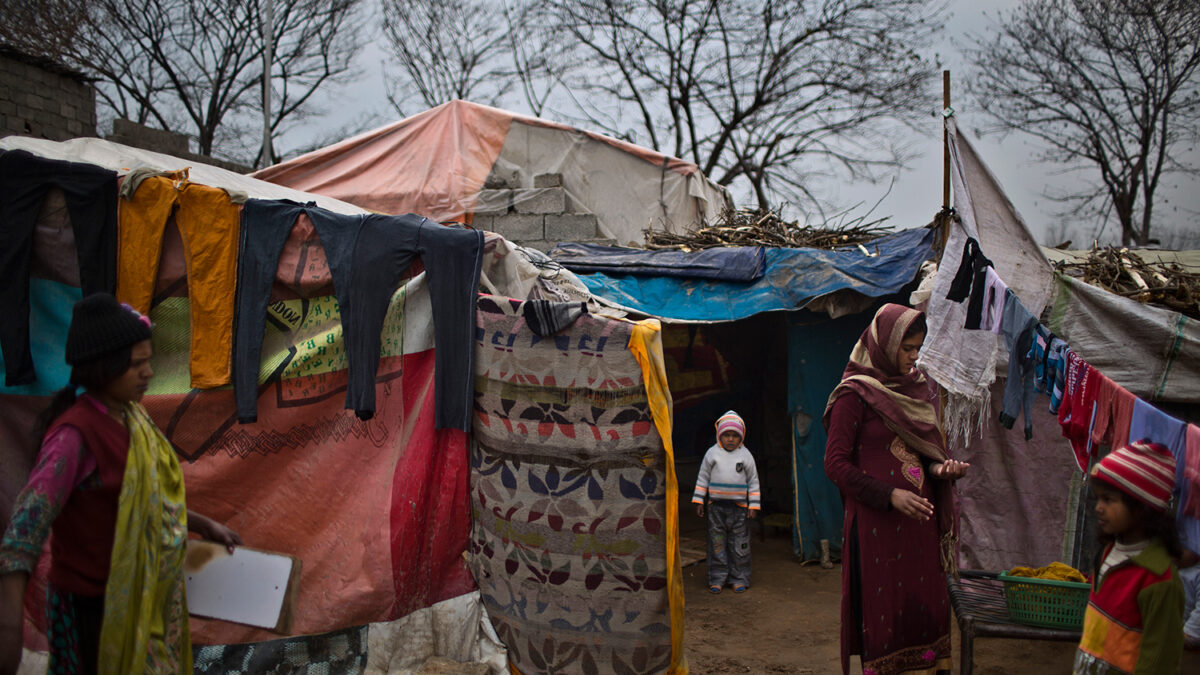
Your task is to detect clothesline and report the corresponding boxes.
[945,236,1200,546]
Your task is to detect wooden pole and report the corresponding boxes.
[942,70,951,209]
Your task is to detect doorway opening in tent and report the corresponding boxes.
[661,296,919,566]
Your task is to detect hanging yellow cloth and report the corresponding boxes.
[629,319,688,675]
[98,402,192,674]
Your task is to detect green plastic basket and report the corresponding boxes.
[998,572,1090,630]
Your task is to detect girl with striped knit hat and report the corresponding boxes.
[1075,440,1185,675]
[692,410,760,594]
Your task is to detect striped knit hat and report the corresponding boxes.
[1090,440,1176,512]
[715,410,745,439]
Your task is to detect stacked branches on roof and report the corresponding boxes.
[1053,246,1200,319]
[644,206,894,251]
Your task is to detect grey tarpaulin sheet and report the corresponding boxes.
[1047,272,1200,403]
[955,380,1082,570]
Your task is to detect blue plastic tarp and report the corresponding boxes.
[571,226,934,321]
[550,242,766,281]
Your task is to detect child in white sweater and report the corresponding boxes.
[692,410,761,593]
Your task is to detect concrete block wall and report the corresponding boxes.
[476,171,615,252]
[107,119,251,174]
[0,49,96,141]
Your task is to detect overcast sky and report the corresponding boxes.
[279,0,1199,248]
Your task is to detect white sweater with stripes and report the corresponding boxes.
[692,444,761,510]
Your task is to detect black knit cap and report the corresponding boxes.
[64,293,153,366]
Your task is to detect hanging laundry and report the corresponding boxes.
[234,204,482,430]
[965,265,1006,331]
[1088,374,1136,452]
[1046,338,1069,414]
[1058,351,1097,471]
[1185,425,1200,518]
[344,214,483,430]
[945,236,992,303]
[0,150,118,385]
[998,289,1038,439]
[1129,398,1187,456]
[1128,399,1191,526]
[1029,325,1067,412]
[232,199,364,424]
[117,169,241,389]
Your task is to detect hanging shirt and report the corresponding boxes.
[998,289,1038,439]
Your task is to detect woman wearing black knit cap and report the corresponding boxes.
[0,293,241,675]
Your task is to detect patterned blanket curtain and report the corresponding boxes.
[470,295,683,674]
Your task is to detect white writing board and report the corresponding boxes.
[184,540,301,633]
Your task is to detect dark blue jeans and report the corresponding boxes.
[234,200,482,431]
[0,150,118,385]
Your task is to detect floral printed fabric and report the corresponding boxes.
[469,295,677,674]
[0,423,97,577]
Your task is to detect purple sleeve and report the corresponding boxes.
[823,394,895,511]
[0,425,94,576]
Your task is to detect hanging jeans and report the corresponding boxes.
[233,203,482,431]
[117,170,241,389]
[0,150,118,385]
[706,500,751,589]
[233,199,363,423]
[347,214,482,429]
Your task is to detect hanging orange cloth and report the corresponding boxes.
[116,169,240,389]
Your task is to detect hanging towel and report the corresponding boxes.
[1089,376,1137,452]
[1185,424,1200,518]
[1058,352,1097,472]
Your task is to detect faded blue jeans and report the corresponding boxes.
[706,500,751,589]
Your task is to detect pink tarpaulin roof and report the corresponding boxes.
[254,100,730,246]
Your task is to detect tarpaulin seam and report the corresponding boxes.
[1155,312,1187,400]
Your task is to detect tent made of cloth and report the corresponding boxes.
[551,226,935,323]
[544,230,933,562]
[0,136,686,673]
[921,117,1200,572]
[252,99,732,247]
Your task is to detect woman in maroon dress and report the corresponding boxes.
[824,303,968,675]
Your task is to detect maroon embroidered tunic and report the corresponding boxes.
[825,392,951,675]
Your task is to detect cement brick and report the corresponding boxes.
[488,214,544,241]
[544,213,599,241]
[484,167,521,189]
[512,187,566,215]
[534,173,563,188]
[473,189,510,216]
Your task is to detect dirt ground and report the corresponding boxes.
[679,517,1200,674]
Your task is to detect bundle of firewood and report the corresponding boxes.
[1053,245,1200,319]
[644,206,894,251]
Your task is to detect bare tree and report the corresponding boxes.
[2,0,363,167]
[965,0,1200,246]
[542,0,944,215]
[380,0,510,114]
